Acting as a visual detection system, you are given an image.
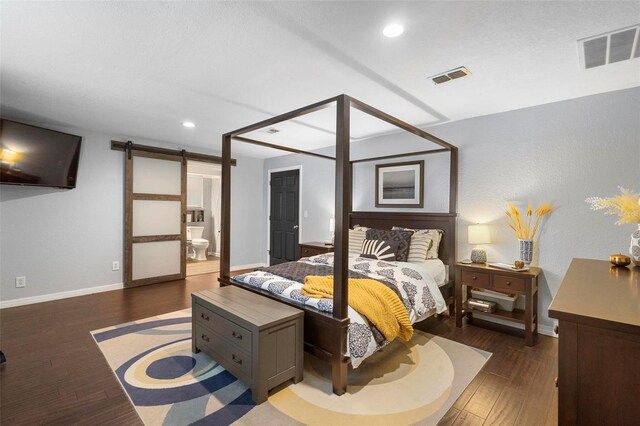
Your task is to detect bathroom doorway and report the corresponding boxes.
[186,160,221,276]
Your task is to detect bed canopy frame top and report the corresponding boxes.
[219,95,458,395]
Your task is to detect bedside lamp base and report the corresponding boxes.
[470,248,487,263]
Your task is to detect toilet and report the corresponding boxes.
[187,226,209,261]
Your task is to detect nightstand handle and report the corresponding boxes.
[200,313,210,321]
[232,331,242,340]
[201,334,210,342]
[232,354,242,364]
[472,276,477,280]
[505,281,511,285]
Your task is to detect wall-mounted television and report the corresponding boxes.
[0,119,82,189]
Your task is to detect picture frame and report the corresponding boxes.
[375,160,424,208]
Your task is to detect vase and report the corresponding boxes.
[519,239,534,265]
[630,225,640,266]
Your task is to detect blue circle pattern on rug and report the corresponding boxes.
[115,338,238,406]
[146,356,196,380]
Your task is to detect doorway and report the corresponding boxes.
[269,168,300,265]
[186,161,222,276]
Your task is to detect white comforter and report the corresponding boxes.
[233,253,446,368]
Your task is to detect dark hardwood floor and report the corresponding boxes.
[0,273,557,425]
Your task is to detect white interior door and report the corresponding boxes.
[125,150,186,287]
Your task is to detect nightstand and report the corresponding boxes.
[455,262,542,346]
[298,241,334,258]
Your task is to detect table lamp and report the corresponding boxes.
[468,224,491,263]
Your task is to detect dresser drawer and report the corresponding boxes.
[194,304,252,353]
[493,274,525,292]
[300,246,316,257]
[461,270,490,287]
[195,324,252,379]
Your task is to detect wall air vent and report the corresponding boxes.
[579,24,640,69]
[428,66,471,85]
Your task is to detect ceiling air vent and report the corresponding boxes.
[262,128,280,134]
[428,66,471,85]
[579,24,640,69]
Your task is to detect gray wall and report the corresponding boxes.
[0,129,264,304]
[263,87,640,332]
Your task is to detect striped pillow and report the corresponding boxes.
[360,239,397,261]
[348,228,367,254]
[406,234,433,262]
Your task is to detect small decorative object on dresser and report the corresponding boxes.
[586,187,640,266]
[468,224,491,263]
[298,241,334,259]
[505,202,553,265]
[609,253,631,267]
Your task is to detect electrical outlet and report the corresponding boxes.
[112,261,120,271]
[15,276,26,288]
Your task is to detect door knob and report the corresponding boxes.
[293,225,299,229]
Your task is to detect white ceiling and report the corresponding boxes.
[1,1,639,158]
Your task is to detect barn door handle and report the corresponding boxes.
[293,225,299,229]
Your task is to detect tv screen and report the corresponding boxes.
[0,119,82,189]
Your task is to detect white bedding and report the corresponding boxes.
[232,253,446,368]
[414,258,447,286]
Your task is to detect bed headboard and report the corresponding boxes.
[349,211,457,267]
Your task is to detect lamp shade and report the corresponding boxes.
[468,224,491,244]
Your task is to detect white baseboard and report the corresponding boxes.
[230,262,267,271]
[0,282,124,309]
[538,324,558,338]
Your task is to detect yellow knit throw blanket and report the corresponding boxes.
[302,275,413,342]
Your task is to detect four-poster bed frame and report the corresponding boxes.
[219,95,458,395]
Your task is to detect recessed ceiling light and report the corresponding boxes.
[383,23,404,38]
[182,121,195,128]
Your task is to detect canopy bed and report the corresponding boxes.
[219,95,458,396]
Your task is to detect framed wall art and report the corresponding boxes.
[375,160,424,208]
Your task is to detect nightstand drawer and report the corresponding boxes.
[461,270,490,287]
[300,246,316,257]
[493,275,525,292]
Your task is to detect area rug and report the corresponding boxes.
[91,310,490,425]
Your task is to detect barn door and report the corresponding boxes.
[269,169,299,265]
[124,149,186,287]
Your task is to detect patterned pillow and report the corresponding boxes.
[360,239,398,261]
[365,228,413,262]
[392,227,443,259]
[348,228,367,254]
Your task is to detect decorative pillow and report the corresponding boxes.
[348,228,367,254]
[405,234,433,262]
[365,228,413,262]
[392,227,443,259]
[360,239,398,261]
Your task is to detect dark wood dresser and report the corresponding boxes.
[298,241,334,258]
[549,258,640,425]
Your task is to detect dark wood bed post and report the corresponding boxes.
[221,133,232,281]
[332,95,351,395]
